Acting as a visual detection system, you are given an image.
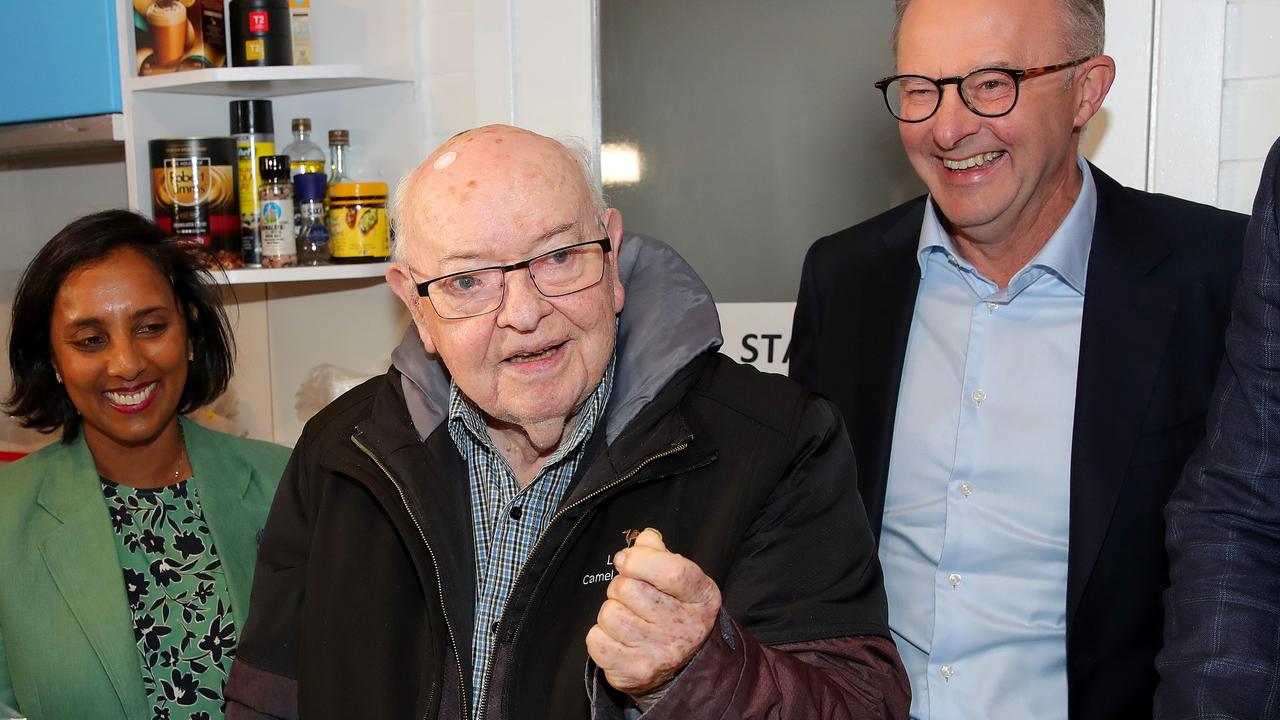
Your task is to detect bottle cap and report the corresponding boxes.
[328,129,349,145]
[230,99,274,136]
[293,172,328,201]
[292,117,311,133]
[259,155,291,182]
[329,181,388,199]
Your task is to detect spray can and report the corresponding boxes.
[231,99,275,266]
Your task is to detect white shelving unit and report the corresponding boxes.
[126,64,416,97]
[111,0,425,445]
[215,261,391,285]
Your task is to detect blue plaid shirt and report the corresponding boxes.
[448,358,615,716]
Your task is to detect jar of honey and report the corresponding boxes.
[326,182,389,263]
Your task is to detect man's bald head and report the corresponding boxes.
[390,125,604,264]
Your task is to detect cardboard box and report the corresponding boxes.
[134,0,227,75]
[288,0,312,65]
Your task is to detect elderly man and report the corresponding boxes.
[789,0,1246,719]
[226,125,908,719]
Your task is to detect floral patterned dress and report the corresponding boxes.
[102,477,238,720]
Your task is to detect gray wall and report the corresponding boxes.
[601,1,924,302]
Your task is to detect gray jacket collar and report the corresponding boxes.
[392,233,723,445]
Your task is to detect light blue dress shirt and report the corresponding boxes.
[880,156,1097,720]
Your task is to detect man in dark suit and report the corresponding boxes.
[789,0,1246,718]
[1155,138,1280,719]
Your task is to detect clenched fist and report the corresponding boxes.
[585,528,722,699]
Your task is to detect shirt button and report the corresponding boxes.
[940,664,955,681]
[971,389,987,405]
[948,572,962,588]
[959,482,974,497]
[509,506,523,521]
[986,302,999,313]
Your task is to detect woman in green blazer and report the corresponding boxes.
[0,211,290,720]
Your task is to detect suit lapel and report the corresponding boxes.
[184,418,259,617]
[36,439,149,718]
[857,202,925,535]
[1066,166,1176,622]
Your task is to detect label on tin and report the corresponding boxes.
[260,198,296,257]
[249,11,269,32]
[328,203,389,259]
[245,39,264,61]
[150,138,238,257]
[237,138,275,263]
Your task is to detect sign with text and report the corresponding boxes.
[716,302,796,376]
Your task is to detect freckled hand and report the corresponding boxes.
[584,528,722,698]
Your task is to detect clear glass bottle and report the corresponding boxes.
[327,129,352,186]
[258,155,297,267]
[294,172,330,265]
[282,118,326,177]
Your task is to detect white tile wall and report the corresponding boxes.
[1219,0,1280,212]
[1224,1,1280,78]
[1220,158,1269,214]
[425,0,479,153]
[1220,77,1280,160]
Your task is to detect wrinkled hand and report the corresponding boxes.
[585,528,722,697]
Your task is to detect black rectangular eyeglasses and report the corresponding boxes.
[409,238,612,319]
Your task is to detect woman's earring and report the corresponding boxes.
[54,369,63,384]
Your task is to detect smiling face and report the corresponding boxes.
[388,127,625,449]
[49,248,190,451]
[895,0,1109,243]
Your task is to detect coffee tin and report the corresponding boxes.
[149,137,242,268]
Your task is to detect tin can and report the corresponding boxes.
[149,137,241,268]
[231,99,275,266]
[230,0,293,67]
[327,182,389,262]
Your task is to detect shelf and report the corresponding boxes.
[126,65,416,97]
[214,261,391,285]
[0,114,125,160]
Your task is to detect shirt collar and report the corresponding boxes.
[916,155,1097,295]
[448,352,616,468]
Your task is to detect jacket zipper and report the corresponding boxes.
[476,438,691,720]
[352,433,467,720]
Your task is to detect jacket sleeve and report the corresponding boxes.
[588,613,908,720]
[592,393,908,719]
[0,621,17,712]
[1154,138,1280,719]
[225,433,316,720]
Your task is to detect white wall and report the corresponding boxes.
[1085,0,1155,189]
[1219,0,1280,212]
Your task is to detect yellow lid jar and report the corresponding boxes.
[327,181,389,263]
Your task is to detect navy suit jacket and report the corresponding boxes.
[1155,138,1280,719]
[789,163,1246,720]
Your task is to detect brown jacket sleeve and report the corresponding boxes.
[589,611,910,720]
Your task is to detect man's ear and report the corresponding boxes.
[1073,55,1116,129]
[386,264,439,355]
[602,208,625,314]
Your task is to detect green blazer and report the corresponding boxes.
[0,417,289,719]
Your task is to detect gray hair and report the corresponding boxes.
[390,134,607,266]
[891,0,1105,61]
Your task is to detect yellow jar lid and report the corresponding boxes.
[329,181,388,199]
